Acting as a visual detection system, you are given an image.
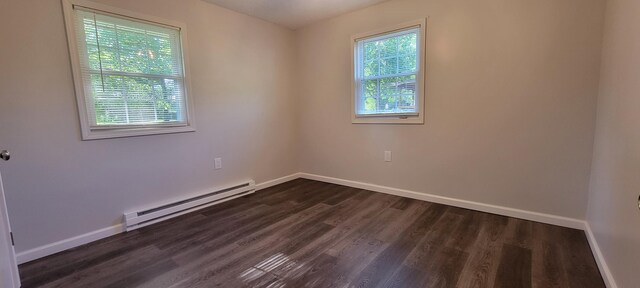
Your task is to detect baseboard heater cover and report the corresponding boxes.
[124,180,255,231]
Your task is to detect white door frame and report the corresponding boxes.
[0,168,20,287]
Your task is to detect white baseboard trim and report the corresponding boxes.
[584,222,618,288]
[16,171,616,288]
[298,173,585,229]
[255,173,301,191]
[298,173,620,286]
[16,173,301,264]
[16,224,125,264]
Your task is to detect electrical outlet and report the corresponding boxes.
[214,157,222,169]
[384,151,392,162]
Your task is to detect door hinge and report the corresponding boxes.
[10,232,14,246]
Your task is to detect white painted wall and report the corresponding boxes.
[0,0,298,253]
[295,0,606,219]
[0,0,623,273]
[587,0,640,287]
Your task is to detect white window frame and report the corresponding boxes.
[62,0,196,140]
[351,19,426,124]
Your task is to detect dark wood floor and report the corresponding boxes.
[19,179,605,288]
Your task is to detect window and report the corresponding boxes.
[63,0,195,140]
[352,20,426,124]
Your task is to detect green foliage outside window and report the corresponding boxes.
[360,32,418,114]
[83,19,182,125]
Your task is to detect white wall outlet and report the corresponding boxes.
[214,157,222,169]
[384,151,392,162]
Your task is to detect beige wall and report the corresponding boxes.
[587,0,640,286]
[0,0,298,252]
[296,0,605,219]
[0,0,617,264]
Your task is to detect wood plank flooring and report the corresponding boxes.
[18,179,605,288]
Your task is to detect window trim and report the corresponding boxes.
[350,19,427,124]
[62,0,196,140]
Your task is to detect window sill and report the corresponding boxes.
[352,114,424,124]
[81,125,196,140]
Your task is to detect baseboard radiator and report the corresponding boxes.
[124,180,255,231]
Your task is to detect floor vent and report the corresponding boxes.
[124,180,255,231]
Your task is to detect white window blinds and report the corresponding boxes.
[73,7,187,128]
[354,27,419,116]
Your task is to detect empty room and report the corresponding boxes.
[0,0,638,287]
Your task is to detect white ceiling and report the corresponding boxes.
[203,0,392,29]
